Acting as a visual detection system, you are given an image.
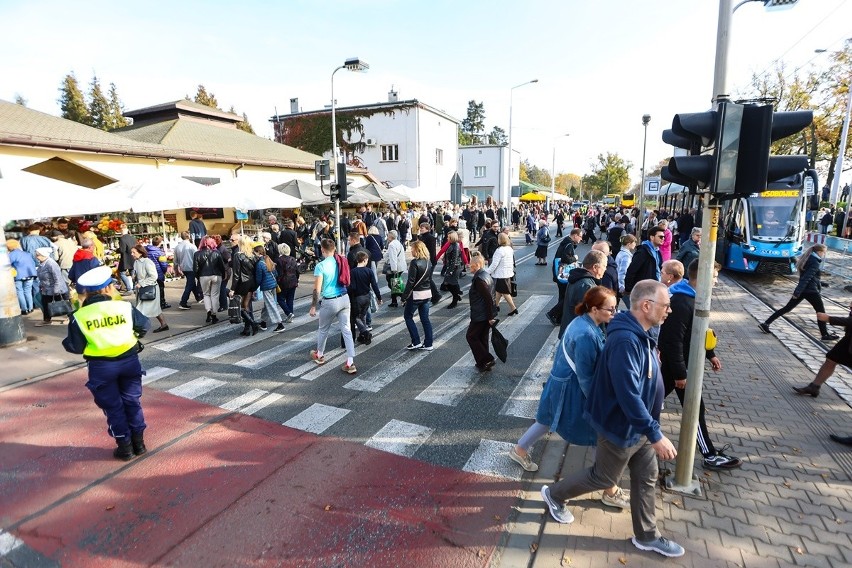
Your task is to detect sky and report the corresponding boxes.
[2,0,850,187]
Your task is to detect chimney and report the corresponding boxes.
[388,88,398,103]
[290,98,299,114]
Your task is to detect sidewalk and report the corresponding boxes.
[494,275,852,567]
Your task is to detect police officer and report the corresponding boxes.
[62,265,150,461]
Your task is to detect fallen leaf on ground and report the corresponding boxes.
[530,543,538,553]
[619,557,627,564]
[105,505,114,511]
[324,504,333,511]
[561,556,572,566]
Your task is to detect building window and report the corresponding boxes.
[474,166,486,178]
[381,144,399,162]
[436,148,443,165]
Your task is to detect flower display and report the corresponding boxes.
[95,217,123,236]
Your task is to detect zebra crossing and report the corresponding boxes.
[139,251,564,479]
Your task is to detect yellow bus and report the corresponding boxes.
[622,192,635,208]
[602,194,621,208]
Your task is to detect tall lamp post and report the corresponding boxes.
[636,114,651,238]
[506,79,538,207]
[551,133,570,203]
[331,57,369,252]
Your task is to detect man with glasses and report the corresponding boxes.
[624,226,665,297]
[559,250,607,338]
[658,259,742,471]
[541,280,684,558]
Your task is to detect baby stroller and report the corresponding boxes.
[296,247,317,274]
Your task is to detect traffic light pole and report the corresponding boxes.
[667,0,732,496]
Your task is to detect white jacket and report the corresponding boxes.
[487,245,515,278]
[384,239,407,273]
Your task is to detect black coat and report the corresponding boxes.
[559,267,600,338]
[793,254,823,297]
[469,268,495,322]
[624,242,661,294]
[403,258,433,299]
[659,284,716,382]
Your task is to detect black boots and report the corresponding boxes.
[206,310,212,323]
[793,383,820,397]
[113,440,134,461]
[131,433,147,456]
[207,310,218,324]
[240,310,258,336]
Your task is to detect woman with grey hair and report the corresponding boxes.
[35,247,69,326]
[535,218,551,265]
[383,229,407,307]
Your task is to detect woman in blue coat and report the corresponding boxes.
[509,286,629,508]
[759,243,838,341]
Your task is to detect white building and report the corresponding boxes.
[272,91,460,200]
[457,144,518,204]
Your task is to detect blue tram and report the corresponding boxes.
[717,170,815,274]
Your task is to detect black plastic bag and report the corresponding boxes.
[491,324,508,363]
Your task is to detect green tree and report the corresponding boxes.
[488,126,507,145]
[584,152,632,201]
[229,106,255,134]
[88,75,110,130]
[14,94,26,106]
[459,100,486,145]
[556,173,582,196]
[106,83,128,130]
[58,72,91,125]
[194,84,220,109]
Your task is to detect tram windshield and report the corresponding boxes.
[749,197,800,240]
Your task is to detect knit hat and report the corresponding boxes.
[35,247,53,259]
[76,265,113,293]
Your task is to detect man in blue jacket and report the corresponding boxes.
[541,279,685,558]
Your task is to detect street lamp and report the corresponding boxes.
[636,114,651,238]
[506,79,538,207]
[551,133,570,203]
[331,57,369,251]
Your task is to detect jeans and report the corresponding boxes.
[352,294,371,335]
[403,298,433,347]
[316,295,355,359]
[179,271,202,306]
[549,435,660,542]
[260,289,283,325]
[119,270,134,292]
[277,287,296,316]
[199,275,222,313]
[15,279,34,312]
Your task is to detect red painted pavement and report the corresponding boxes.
[0,370,521,567]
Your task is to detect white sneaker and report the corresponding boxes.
[601,487,630,509]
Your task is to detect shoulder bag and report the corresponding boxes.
[137,285,157,301]
[47,295,74,317]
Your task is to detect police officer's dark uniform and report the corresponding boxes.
[62,266,151,461]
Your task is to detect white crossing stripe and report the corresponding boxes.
[142,366,179,385]
[343,313,469,392]
[0,530,24,555]
[192,313,315,360]
[234,335,316,370]
[283,403,350,434]
[365,419,434,458]
[415,295,551,406]
[168,377,226,399]
[152,323,233,352]
[463,439,524,480]
[500,326,560,419]
[241,393,285,416]
[220,389,268,411]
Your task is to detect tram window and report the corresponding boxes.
[751,198,798,238]
[726,201,745,243]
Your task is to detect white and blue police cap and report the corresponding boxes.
[77,265,114,293]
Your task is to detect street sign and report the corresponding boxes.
[315,160,330,181]
[644,177,660,196]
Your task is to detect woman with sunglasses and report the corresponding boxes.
[509,286,630,509]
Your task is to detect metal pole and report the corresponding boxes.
[331,65,343,253]
[551,145,556,202]
[831,87,851,207]
[637,115,651,238]
[669,0,733,496]
[507,91,514,209]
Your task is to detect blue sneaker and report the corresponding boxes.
[540,485,574,524]
[631,536,685,557]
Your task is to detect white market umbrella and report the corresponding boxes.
[389,184,415,201]
[355,182,409,203]
[0,172,131,222]
[214,178,302,210]
[96,171,231,212]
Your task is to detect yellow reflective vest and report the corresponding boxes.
[73,300,138,358]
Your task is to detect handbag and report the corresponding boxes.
[47,295,74,317]
[369,290,378,313]
[490,323,508,363]
[510,276,518,298]
[391,275,405,295]
[228,295,243,324]
[137,285,157,301]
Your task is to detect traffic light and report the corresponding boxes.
[335,163,348,202]
[661,102,813,196]
[661,108,720,192]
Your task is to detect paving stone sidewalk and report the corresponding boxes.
[494,277,852,568]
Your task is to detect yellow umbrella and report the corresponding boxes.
[519,191,546,202]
